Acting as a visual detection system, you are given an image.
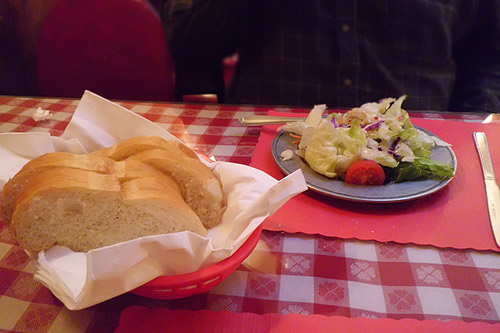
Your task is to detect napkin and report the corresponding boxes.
[0,91,307,310]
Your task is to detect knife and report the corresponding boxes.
[473,132,500,247]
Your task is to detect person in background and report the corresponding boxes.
[162,0,500,112]
[0,1,29,95]
[0,0,59,96]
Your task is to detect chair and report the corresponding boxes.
[37,0,175,102]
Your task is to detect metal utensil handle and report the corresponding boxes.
[474,132,497,180]
[239,115,305,126]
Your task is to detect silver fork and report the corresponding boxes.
[239,115,306,126]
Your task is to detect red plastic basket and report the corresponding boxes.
[130,224,263,299]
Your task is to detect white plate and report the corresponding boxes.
[271,126,457,203]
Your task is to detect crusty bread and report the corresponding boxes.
[1,136,224,252]
[91,137,225,228]
[0,152,115,225]
[88,136,195,161]
[9,165,207,253]
[0,152,184,225]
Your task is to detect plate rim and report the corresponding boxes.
[271,126,458,203]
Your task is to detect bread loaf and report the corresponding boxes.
[0,152,115,225]
[91,137,225,228]
[0,136,225,252]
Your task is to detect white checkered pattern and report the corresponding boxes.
[0,96,499,331]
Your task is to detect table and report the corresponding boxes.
[1,95,499,332]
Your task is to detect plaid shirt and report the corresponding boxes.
[163,0,500,112]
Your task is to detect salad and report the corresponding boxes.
[279,96,455,185]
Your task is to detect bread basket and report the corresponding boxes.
[130,224,263,299]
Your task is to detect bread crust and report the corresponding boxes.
[10,166,207,252]
[92,137,225,228]
[1,136,224,252]
[0,136,229,252]
[89,136,198,161]
[0,152,115,224]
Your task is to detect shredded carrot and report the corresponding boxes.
[289,133,302,139]
[292,140,301,145]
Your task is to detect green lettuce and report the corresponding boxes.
[399,118,432,158]
[304,119,366,178]
[391,157,455,182]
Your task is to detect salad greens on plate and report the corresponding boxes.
[279,96,455,185]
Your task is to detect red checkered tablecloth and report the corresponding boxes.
[1,95,500,332]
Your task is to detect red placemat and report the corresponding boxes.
[115,306,500,332]
[250,114,500,252]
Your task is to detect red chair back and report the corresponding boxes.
[37,0,175,101]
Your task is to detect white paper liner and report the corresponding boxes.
[0,91,307,310]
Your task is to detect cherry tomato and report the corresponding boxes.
[345,160,386,185]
